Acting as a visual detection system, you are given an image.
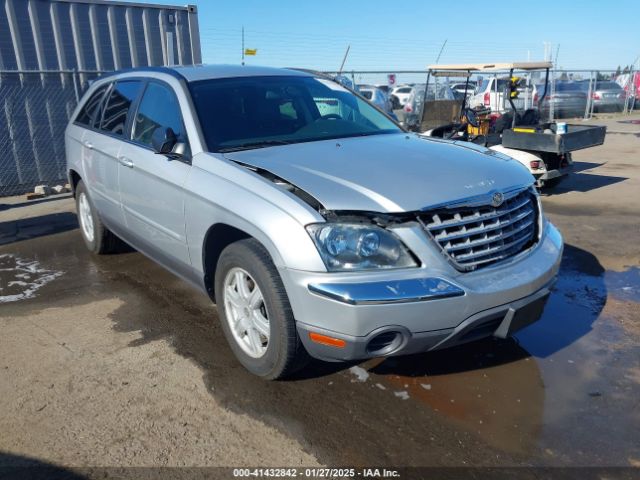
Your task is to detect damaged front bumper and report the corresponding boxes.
[280,222,563,362]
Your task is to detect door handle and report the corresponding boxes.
[84,141,93,150]
[118,156,134,168]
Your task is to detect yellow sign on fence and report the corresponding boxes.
[244,48,257,56]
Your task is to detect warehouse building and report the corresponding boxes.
[0,0,201,196]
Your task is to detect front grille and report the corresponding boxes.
[419,188,539,271]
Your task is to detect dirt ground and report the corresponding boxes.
[0,114,638,476]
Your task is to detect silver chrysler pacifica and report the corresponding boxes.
[66,65,563,379]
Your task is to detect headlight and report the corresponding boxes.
[306,223,418,271]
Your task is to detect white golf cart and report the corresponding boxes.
[416,62,607,188]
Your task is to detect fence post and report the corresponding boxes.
[630,69,636,114]
[584,71,593,120]
[548,70,555,122]
[72,69,80,103]
[623,69,634,114]
[589,72,597,118]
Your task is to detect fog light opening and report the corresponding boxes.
[366,331,403,355]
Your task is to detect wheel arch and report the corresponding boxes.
[68,169,82,197]
[202,222,285,302]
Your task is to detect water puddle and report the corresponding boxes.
[0,253,64,303]
[342,245,640,462]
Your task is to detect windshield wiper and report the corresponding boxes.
[218,140,293,152]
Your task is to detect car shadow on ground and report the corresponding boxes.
[0,451,87,480]
[0,193,72,212]
[542,161,627,195]
[0,212,78,246]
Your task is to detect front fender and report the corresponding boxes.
[185,153,327,276]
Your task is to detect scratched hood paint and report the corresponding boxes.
[224,133,533,213]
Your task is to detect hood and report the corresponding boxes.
[224,133,533,213]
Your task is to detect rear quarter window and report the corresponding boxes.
[99,80,143,137]
[75,84,109,127]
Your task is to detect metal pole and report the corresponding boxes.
[338,45,350,75]
[590,72,597,118]
[72,69,80,103]
[241,26,244,66]
[584,71,593,120]
[630,68,636,113]
[166,32,175,66]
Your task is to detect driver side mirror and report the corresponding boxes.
[151,126,177,155]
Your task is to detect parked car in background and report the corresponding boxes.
[391,85,413,108]
[469,77,537,114]
[357,84,393,113]
[469,77,510,112]
[535,82,588,119]
[580,81,626,112]
[451,81,476,98]
[66,64,562,380]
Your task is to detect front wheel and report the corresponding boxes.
[214,239,309,379]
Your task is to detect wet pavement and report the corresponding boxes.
[1,116,639,469]
[1,209,638,468]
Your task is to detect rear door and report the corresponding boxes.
[118,80,192,272]
[86,80,143,226]
[68,83,109,187]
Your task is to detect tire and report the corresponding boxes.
[214,238,309,380]
[75,180,121,254]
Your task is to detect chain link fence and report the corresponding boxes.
[329,69,637,127]
[0,70,105,197]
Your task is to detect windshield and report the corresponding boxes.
[189,75,401,152]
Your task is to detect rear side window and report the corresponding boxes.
[494,79,509,92]
[556,83,583,92]
[99,80,143,136]
[596,81,621,90]
[131,82,187,148]
[75,85,109,127]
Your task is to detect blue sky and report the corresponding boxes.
[124,0,638,77]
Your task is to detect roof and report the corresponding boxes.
[170,64,313,82]
[427,62,553,71]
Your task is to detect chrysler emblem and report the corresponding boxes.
[491,191,504,207]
